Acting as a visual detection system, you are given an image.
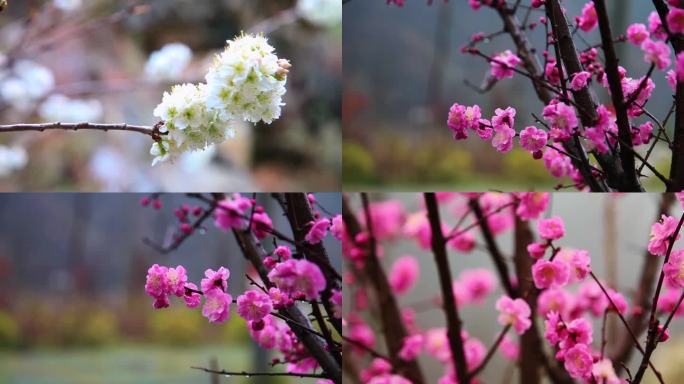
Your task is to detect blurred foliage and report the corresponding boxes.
[342,141,375,184]
[148,307,205,346]
[0,310,19,348]
[503,149,556,184]
[57,305,119,347]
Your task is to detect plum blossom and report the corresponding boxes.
[490,50,521,80]
[201,267,230,293]
[537,288,571,317]
[448,103,481,140]
[563,344,593,379]
[542,101,579,141]
[592,358,621,384]
[457,268,496,304]
[202,288,232,323]
[237,290,273,321]
[641,39,672,70]
[267,259,326,300]
[491,107,516,152]
[183,283,202,308]
[215,195,252,231]
[330,214,344,241]
[649,11,668,40]
[398,334,424,361]
[576,2,597,32]
[306,218,331,244]
[532,259,570,289]
[500,335,520,361]
[251,211,273,239]
[516,192,549,220]
[569,71,591,91]
[165,265,188,297]
[145,264,169,299]
[537,216,565,240]
[668,7,684,35]
[648,214,681,256]
[627,23,650,45]
[389,256,420,295]
[519,126,548,152]
[664,249,684,288]
[496,295,532,334]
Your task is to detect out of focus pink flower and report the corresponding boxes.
[516,192,549,221]
[202,289,232,323]
[627,23,649,45]
[648,214,681,256]
[532,259,570,289]
[496,295,532,335]
[576,2,597,32]
[398,334,424,361]
[389,256,420,295]
[305,218,330,244]
[490,50,521,80]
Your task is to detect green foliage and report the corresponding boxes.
[57,305,119,347]
[0,311,19,348]
[148,307,204,346]
[503,149,556,183]
[342,141,375,184]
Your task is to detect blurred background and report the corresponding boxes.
[344,193,684,383]
[343,1,672,191]
[0,193,342,383]
[0,0,341,191]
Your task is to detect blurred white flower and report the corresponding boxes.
[0,145,27,177]
[297,0,342,27]
[53,0,82,12]
[38,94,103,123]
[0,60,54,112]
[144,43,193,82]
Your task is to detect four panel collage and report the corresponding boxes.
[0,1,683,383]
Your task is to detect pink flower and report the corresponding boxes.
[560,317,593,349]
[544,311,567,345]
[664,249,684,288]
[668,7,684,34]
[678,192,684,210]
[592,358,621,384]
[424,327,450,362]
[677,52,684,82]
[306,218,330,244]
[459,268,496,304]
[202,288,232,323]
[537,288,571,317]
[569,71,591,91]
[641,39,672,70]
[519,126,548,152]
[447,103,481,140]
[183,282,202,308]
[201,267,230,293]
[538,216,565,240]
[527,242,548,259]
[268,287,291,308]
[403,212,433,250]
[648,214,681,256]
[331,289,342,318]
[500,335,520,361]
[545,58,560,84]
[563,344,593,379]
[447,231,475,253]
[542,101,578,141]
[622,75,656,116]
[627,23,649,45]
[543,145,575,178]
[491,107,516,153]
[516,192,549,220]
[165,265,188,297]
[367,375,412,384]
[490,50,521,80]
[330,214,344,241]
[398,334,424,361]
[532,259,570,289]
[668,69,677,91]
[267,259,326,300]
[632,122,653,146]
[145,264,168,299]
[649,11,668,40]
[274,245,292,260]
[464,337,486,370]
[153,295,170,309]
[496,295,532,335]
[237,290,273,321]
[576,2,597,32]
[360,358,392,382]
[389,256,419,295]
[363,200,405,240]
[214,195,252,231]
[657,287,684,316]
[348,318,376,353]
[251,212,273,239]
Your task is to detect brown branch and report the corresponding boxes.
[424,193,469,384]
[0,122,160,138]
[467,324,511,379]
[592,0,642,191]
[191,366,326,379]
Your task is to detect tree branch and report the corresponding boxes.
[0,121,161,138]
[191,366,326,379]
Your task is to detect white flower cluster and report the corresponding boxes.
[145,43,193,82]
[0,60,54,112]
[151,34,290,166]
[53,0,82,12]
[39,94,103,123]
[0,145,27,177]
[297,0,342,27]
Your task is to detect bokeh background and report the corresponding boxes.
[343,1,672,191]
[0,0,341,191]
[344,193,684,383]
[0,192,342,383]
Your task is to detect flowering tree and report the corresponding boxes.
[373,0,684,192]
[342,192,684,383]
[141,192,342,383]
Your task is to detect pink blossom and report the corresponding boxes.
[664,249,684,288]
[592,358,621,384]
[331,289,342,318]
[627,23,649,45]
[464,336,486,369]
[576,2,597,32]
[363,200,405,240]
[632,122,653,146]
[447,231,475,253]
[330,214,343,241]
[622,76,656,117]
[542,101,578,141]
[459,268,496,304]
[251,212,273,239]
[516,192,550,220]
[202,288,232,323]
[306,218,330,244]
[668,7,684,34]
[545,58,560,84]
[657,287,684,316]
[677,192,684,210]
[274,245,292,260]
[214,195,252,231]
[367,375,412,384]
[267,259,326,300]
[348,319,376,353]
[532,259,570,289]
[500,335,519,361]
[677,52,684,82]
[403,212,434,250]
[648,214,681,256]
[555,249,591,282]
[543,145,575,178]
[360,358,392,382]
[527,242,548,259]
[237,290,273,321]
[537,288,571,317]
[491,107,516,152]
[145,264,168,299]
[563,344,593,379]
[649,11,668,40]
[668,69,678,91]
[496,295,532,335]
[398,334,424,361]
[538,216,565,240]
[447,103,481,140]
[165,265,188,297]
[544,311,567,345]
[153,295,170,309]
[424,327,450,362]
[641,39,672,70]
[490,50,521,80]
[569,71,591,91]
[201,267,230,293]
[576,280,610,316]
[519,126,548,152]
[560,317,593,349]
[268,287,292,308]
[389,256,420,295]
[183,282,202,308]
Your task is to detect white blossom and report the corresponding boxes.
[38,94,103,123]
[297,0,342,27]
[144,43,193,82]
[53,0,82,12]
[0,145,27,177]
[0,60,54,112]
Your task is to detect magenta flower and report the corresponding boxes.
[519,126,548,152]
[641,39,671,70]
[516,192,549,221]
[648,214,681,256]
[214,196,251,231]
[424,327,450,363]
[459,268,496,304]
[153,295,170,309]
[330,214,344,241]
[542,101,578,141]
[668,7,684,35]
[398,334,424,361]
[490,50,521,80]
[267,259,326,300]
[331,289,342,318]
[627,23,649,45]
[183,282,202,308]
[592,358,621,384]
[237,290,273,322]
[664,249,684,288]
[447,103,481,140]
[491,107,516,152]
[576,2,597,32]
[389,255,419,295]
[268,287,291,308]
[367,375,412,384]
[202,288,232,323]
[569,71,591,91]
[145,264,169,299]
[362,200,405,240]
[500,335,519,361]
[632,121,653,146]
[560,317,593,350]
[251,212,273,239]
[537,216,565,240]
[447,231,475,253]
[563,344,593,379]
[537,288,571,317]
[649,11,668,39]
[532,259,570,289]
[201,266,230,293]
[305,218,330,244]
[496,295,532,335]
[543,145,575,178]
[544,311,567,346]
[165,265,188,297]
[527,242,548,259]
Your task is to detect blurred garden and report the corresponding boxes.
[0,0,341,192]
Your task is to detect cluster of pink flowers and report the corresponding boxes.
[490,50,521,80]
[267,258,327,300]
